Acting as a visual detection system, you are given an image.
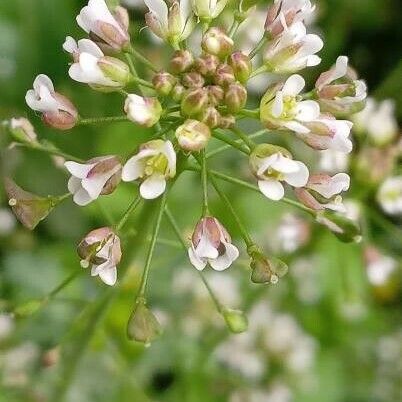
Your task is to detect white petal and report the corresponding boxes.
[67,176,82,194]
[282,74,305,96]
[209,242,239,271]
[162,140,177,176]
[33,74,54,93]
[140,174,166,199]
[195,234,219,260]
[121,149,158,182]
[144,0,169,26]
[63,36,78,53]
[282,120,310,134]
[271,154,302,174]
[258,179,285,201]
[98,266,117,286]
[296,100,320,121]
[73,187,93,206]
[334,56,349,81]
[64,161,94,178]
[81,172,112,199]
[188,246,207,271]
[284,161,309,187]
[77,39,104,57]
[306,55,321,66]
[310,173,350,198]
[272,91,284,118]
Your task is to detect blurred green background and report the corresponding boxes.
[0,1,401,401]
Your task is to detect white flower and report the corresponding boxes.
[377,176,402,215]
[124,94,162,127]
[260,74,320,134]
[65,156,122,206]
[299,116,353,153]
[25,75,78,130]
[78,227,122,286]
[122,140,176,199]
[318,148,350,173]
[192,0,228,20]
[275,213,310,253]
[315,55,367,115]
[63,37,130,89]
[295,173,350,212]
[265,0,316,37]
[188,216,239,271]
[365,249,397,286]
[250,145,309,201]
[76,0,130,50]
[144,0,195,44]
[263,22,323,74]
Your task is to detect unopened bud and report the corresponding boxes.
[97,56,131,90]
[169,50,194,74]
[4,178,62,230]
[181,88,209,117]
[207,85,224,105]
[214,64,236,87]
[222,308,248,334]
[201,106,221,128]
[127,299,162,345]
[316,210,362,243]
[171,83,186,102]
[228,52,252,83]
[202,27,234,59]
[175,119,211,152]
[225,83,247,113]
[194,54,220,77]
[218,114,236,129]
[125,94,162,127]
[152,71,176,97]
[9,118,38,144]
[182,72,205,88]
[42,94,79,130]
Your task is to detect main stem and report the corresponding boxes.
[115,195,142,233]
[231,126,256,150]
[201,149,209,216]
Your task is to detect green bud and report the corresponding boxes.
[182,72,205,88]
[194,54,220,77]
[181,88,209,117]
[214,64,236,87]
[225,83,247,113]
[201,106,221,128]
[228,52,252,83]
[152,71,176,97]
[171,83,186,102]
[97,56,131,88]
[223,308,248,334]
[175,119,211,152]
[249,248,288,284]
[202,27,234,59]
[169,50,194,74]
[316,210,362,243]
[127,299,162,345]
[218,114,236,129]
[207,85,224,105]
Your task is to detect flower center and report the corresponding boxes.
[144,154,168,176]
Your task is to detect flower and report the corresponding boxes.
[122,140,176,199]
[63,37,130,91]
[25,74,78,130]
[65,156,122,206]
[298,115,353,153]
[188,216,239,271]
[318,149,350,173]
[275,213,310,253]
[377,176,402,215]
[124,94,162,127]
[315,55,367,115]
[250,144,309,201]
[144,0,195,46]
[76,0,130,50]
[78,227,122,286]
[263,22,323,74]
[9,117,38,144]
[175,119,211,151]
[364,247,397,287]
[192,0,228,21]
[260,74,320,134]
[295,173,350,212]
[353,98,398,146]
[265,0,316,37]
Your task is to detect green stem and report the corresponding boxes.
[137,192,168,298]
[16,142,84,163]
[249,35,269,59]
[250,65,269,78]
[238,108,260,119]
[228,20,241,38]
[126,46,159,73]
[46,270,81,302]
[79,115,128,125]
[212,129,250,155]
[231,126,256,150]
[201,149,209,216]
[130,76,154,89]
[115,195,142,233]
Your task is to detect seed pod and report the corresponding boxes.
[222,308,248,334]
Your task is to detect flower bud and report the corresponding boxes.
[171,83,186,102]
[127,299,162,345]
[218,114,236,129]
[214,64,236,87]
[316,210,362,243]
[152,71,176,97]
[4,178,61,230]
[222,308,248,334]
[182,72,205,88]
[201,106,221,128]
[225,83,247,113]
[175,119,211,152]
[181,88,209,117]
[194,54,220,77]
[192,0,228,21]
[8,118,38,144]
[97,56,131,89]
[207,85,224,105]
[169,49,194,74]
[202,27,234,59]
[124,94,162,127]
[228,52,252,83]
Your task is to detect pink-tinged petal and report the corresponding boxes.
[98,266,117,286]
[82,172,112,199]
[140,174,166,199]
[296,100,320,121]
[195,234,219,260]
[308,173,350,198]
[282,74,305,96]
[258,179,285,201]
[73,187,93,206]
[144,0,169,27]
[64,161,94,178]
[284,161,309,187]
[188,246,207,271]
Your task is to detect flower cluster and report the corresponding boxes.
[5,0,373,341]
